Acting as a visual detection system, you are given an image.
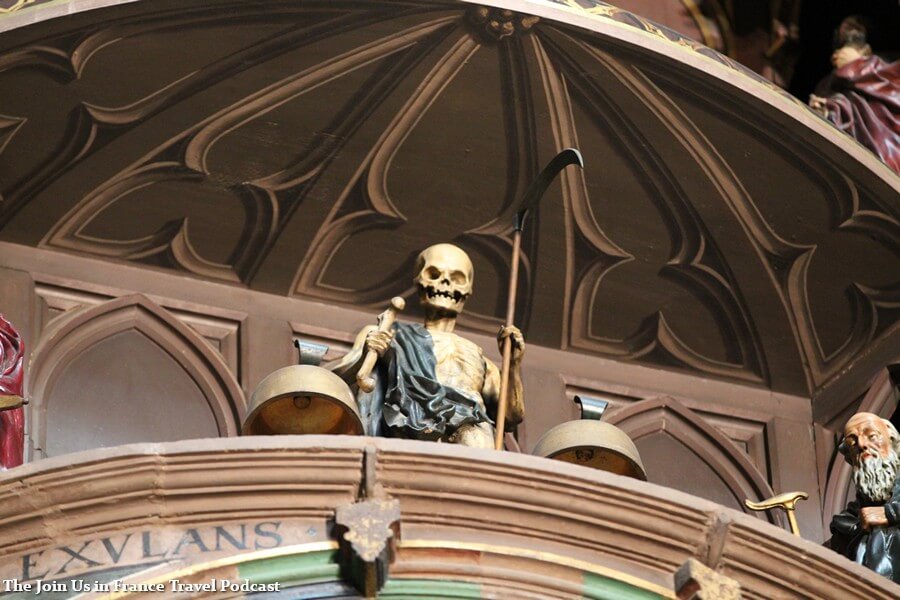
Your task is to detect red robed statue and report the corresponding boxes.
[819,56,900,174]
[809,17,900,175]
[0,315,25,469]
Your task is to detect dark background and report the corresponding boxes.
[790,0,900,99]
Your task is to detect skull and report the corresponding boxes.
[414,244,474,315]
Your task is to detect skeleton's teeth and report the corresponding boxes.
[424,287,466,302]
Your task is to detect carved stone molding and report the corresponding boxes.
[26,294,244,457]
[564,383,770,478]
[32,278,242,378]
[605,396,776,522]
[532,30,766,386]
[0,437,896,598]
[675,558,741,600]
[633,65,899,401]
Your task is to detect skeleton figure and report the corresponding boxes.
[330,244,524,448]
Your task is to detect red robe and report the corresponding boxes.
[822,56,900,174]
[0,316,24,469]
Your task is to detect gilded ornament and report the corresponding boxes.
[467,5,540,41]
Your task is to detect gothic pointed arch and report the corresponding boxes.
[605,396,776,522]
[26,294,243,458]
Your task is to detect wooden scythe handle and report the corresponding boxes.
[357,297,405,393]
[494,230,522,450]
[495,149,583,450]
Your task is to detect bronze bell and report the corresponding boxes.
[242,365,363,435]
[532,399,646,480]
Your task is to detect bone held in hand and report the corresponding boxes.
[357,297,405,393]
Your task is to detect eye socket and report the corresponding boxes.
[426,267,440,280]
[450,271,466,284]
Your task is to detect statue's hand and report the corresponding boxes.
[366,329,393,357]
[861,506,888,530]
[498,325,525,362]
[808,94,828,118]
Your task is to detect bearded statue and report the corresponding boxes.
[329,243,524,448]
[829,412,900,582]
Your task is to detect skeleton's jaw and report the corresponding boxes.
[418,284,469,317]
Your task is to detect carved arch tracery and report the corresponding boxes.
[26,294,244,457]
[605,396,777,523]
[0,0,896,401]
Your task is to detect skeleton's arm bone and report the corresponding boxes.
[483,357,524,425]
[324,325,377,380]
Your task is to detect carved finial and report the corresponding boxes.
[675,559,742,600]
[467,6,540,41]
[334,498,401,597]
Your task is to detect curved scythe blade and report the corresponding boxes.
[514,148,584,232]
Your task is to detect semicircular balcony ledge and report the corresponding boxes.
[0,436,896,598]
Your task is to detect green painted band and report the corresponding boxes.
[583,572,665,600]
[238,550,339,586]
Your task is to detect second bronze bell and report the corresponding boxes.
[242,365,363,436]
[532,419,647,480]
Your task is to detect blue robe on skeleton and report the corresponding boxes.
[357,322,491,440]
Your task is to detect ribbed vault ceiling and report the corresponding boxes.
[0,0,897,404]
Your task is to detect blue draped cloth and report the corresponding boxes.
[379,323,491,441]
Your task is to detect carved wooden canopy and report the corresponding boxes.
[0,0,897,404]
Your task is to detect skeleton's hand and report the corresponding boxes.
[365,329,393,357]
[861,506,888,530]
[498,326,525,362]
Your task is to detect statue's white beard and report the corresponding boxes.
[853,449,900,502]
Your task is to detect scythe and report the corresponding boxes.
[494,148,584,450]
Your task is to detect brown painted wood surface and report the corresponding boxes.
[0,244,831,541]
[0,436,896,599]
[0,0,897,555]
[0,0,895,408]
